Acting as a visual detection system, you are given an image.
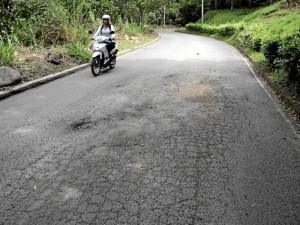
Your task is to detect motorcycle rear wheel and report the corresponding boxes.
[109,55,117,69]
[91,57,101,76]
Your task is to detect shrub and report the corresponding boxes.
[278,32,300,86]
[262,37,281,68]
[262,32,300,93]
[251,36,263,51]
[217,25,236,36]
[237,24,266,51]
[186,23,237,36]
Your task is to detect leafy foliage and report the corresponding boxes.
[278,32,300,86]
[262,36,282,67]
[186,23,241,36]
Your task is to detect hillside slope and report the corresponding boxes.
[186,1,300,119]
[204,2,300,38]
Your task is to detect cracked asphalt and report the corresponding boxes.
[0,30,299,225]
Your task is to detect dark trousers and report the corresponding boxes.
[106,41,115,55]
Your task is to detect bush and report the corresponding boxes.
[278,32,300,85]
[186,23,238,36]
[217,25,237,36]
[237,24,266,51]
[251,36,263,52]
[262,37,281,67]
[262,32,300,93]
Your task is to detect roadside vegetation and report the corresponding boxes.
[0,0,162,85]
[185,0,300,119]
[0,0,206,68]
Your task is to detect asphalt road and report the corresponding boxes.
[0,30,299,225]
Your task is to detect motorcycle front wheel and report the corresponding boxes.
[91,57,101,76]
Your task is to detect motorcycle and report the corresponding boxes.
[91,33,118,76]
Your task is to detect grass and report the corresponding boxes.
[118,32,158,52]
[204,8,256,25]
[187,1,300,64]
[0,36,17,66]
[203,2,300,39]
[66,42,90,63]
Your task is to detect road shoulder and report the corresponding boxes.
[0,35,160,101]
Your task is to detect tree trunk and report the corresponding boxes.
[248,0,252,8]
[215,0,218,10]
[231,0,234,10]
[138,6,144,27]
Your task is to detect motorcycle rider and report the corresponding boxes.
[92,14,116,62]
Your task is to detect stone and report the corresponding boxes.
[0,66,22,87]
[46,52,62,65]
[130,36,140,43]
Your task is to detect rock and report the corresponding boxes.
[130,36,140,42]
[130,36,140,44]
[0,66,22,87]
[45,52,62,65]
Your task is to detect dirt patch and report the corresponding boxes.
[176,79,223,115]
[0,48,80,92]
[179,80,215,101]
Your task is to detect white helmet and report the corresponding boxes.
[102,14,111,23]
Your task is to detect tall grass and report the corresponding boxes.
[117,18,142,36]
[66,43,90,63]
[0,36,17,66]
[1,0,155,65]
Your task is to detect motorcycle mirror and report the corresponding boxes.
[110,31,115,34]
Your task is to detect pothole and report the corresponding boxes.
[70,117,95,131]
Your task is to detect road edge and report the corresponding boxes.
[176,29,300,130]
[235,46,300,136]
[0,35,161,101]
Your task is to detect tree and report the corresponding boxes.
[0,0,15,35]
